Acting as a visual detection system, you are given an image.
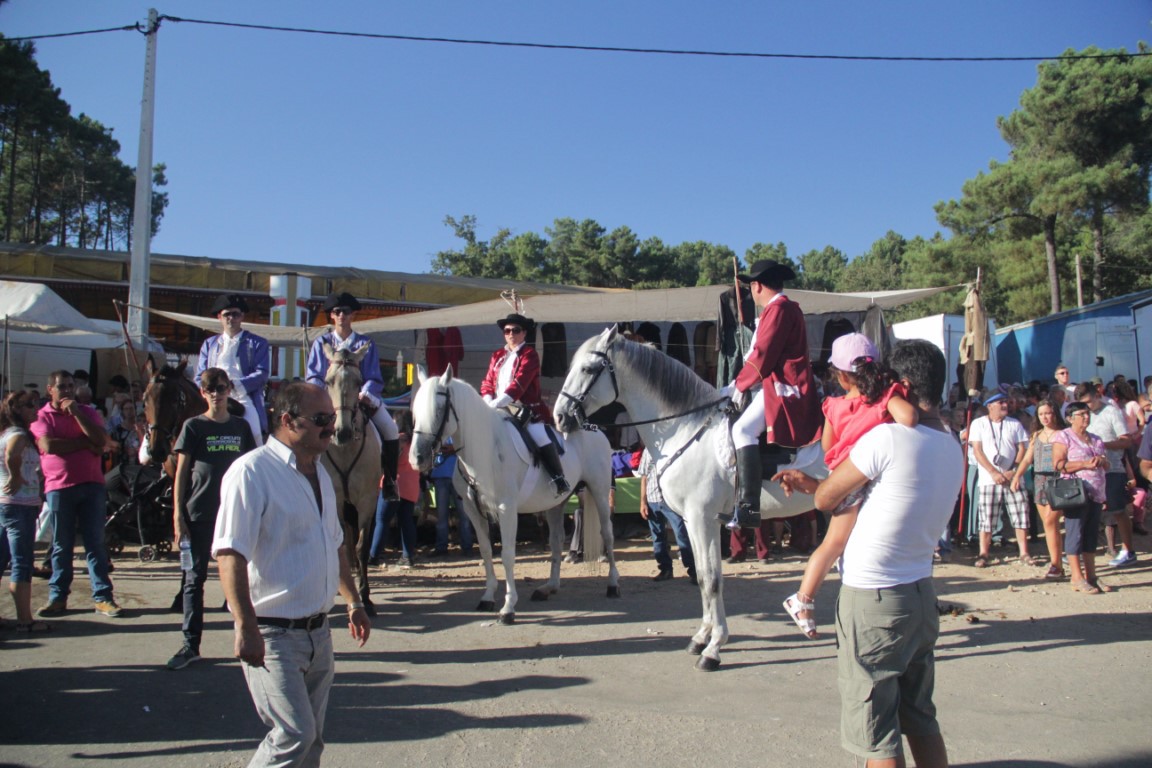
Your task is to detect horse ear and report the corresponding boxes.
[175,358,188,376]
[322,342,336,361]
[351,345,370,364]
[441,365,455,384]
[605,324,619,344]
[416,365,428,385]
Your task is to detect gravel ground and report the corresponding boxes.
[1,531,1150,768]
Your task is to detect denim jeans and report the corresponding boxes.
[181,517,216,651]
[433,476,473,554]
[0,503,38,583]
[370,494,417,560]
[242,622,335,768]
[647,502,695,573]
[47,482,114,603]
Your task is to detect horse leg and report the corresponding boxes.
[532,505,564,601]
[685,508,728,671]
[497,506,520,625]
[358,507,376,616]
[459,494,498,612]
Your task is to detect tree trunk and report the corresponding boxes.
[1091,210,1105,304]
[4,112,20,242]
[1043,214,1061,314]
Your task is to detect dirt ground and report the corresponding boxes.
[1,530,1150,768]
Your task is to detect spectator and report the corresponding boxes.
[32,371,120,618]
[213,381,369,766]
[0,392,48,633]
[1011,399,1067,579]
[968,392,1036,568]
[1075,382,1137,567]
[428,437,473,558]
[167,368,257,671]
[369,412,419,568]
[1051,401,1111,593]
[638,447,696,584]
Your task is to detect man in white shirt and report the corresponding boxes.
[968,391,1034,568]
[775,339,963,767]
[213,382,370,767]
[1076,382,1137,567]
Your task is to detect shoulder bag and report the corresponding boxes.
[1048,477,1087,514]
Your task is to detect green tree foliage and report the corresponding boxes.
[0,38,167,249]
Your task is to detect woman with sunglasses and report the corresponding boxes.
[305,291,401,500]
[480,312,568,494]
[1051,401,1111,594]
[0,392,47,632]
[166,368,257,670]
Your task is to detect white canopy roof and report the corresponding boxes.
[139,283,961,347]
[1,280,126,349]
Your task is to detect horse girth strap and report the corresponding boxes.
[654,413,717,490]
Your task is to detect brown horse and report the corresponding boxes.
[141,360,205,477]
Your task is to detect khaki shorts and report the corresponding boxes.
[836,578,941,760]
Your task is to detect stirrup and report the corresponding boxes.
[727,503,760,530]
[552,476,571,495]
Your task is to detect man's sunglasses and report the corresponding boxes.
[330,307,354,316]
[220,310,243,319]
[292,411,338,427]
[503,326,524,334]
[203,384,231,395]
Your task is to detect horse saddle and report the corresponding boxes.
[504,407,564,467]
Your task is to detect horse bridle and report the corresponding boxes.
[327,357,365,439]
[413,385,460,455]
[146,375,189,460]
[557,349,618,427]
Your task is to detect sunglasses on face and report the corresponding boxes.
[504,327,523,334]
[330,307,354,316]
[292,411,338,427]
[203,384,231,395]
[220,310,243,319]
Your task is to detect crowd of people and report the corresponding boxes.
[3,277,1151,768]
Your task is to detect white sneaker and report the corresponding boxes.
[1109,549,1137,568]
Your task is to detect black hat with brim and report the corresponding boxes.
[496,313,534,332]
[323,292,362,312]
[210,294,249,316]
[737,259,797,284]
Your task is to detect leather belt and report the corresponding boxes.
[257,613,327,630]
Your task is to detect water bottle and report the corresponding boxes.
[179,539,192,571]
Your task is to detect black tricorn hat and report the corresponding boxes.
[496,313,535,332]
[737,259,797,284]
[323,291,362,312]
[210,294,249,316]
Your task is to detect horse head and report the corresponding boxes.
[323,342,369,445]
[142,359,203,470]
[410,364,459,472]
[555,325,623,433]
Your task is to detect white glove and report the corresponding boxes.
[732,388,749,411]
[718,382,735,398]
[360,390,381,409]
[491,393,514,409]
[483,395,494,405]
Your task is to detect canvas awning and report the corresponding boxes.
[133,283,960,347]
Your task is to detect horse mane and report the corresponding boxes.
[596,332,719,414]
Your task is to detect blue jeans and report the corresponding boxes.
[181,517,216,651]
[370,494,417,560]
[0,503,38,583]
[47,482,114,603]
[647,502,695,573]
[433,476,473,554]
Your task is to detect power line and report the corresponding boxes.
[5,14,1150,63]
[3,24,145,42]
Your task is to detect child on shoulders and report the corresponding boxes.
[782,334,918,638]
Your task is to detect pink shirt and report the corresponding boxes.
[822,382,904,469]
[29,402,105,493]
[1051,428,1107,503]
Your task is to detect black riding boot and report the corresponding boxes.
[730,445,762,529]
[381,438,400,501]
[537,443,571,496]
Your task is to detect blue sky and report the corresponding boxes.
[3,2,1149,276]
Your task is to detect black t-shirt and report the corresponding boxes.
[173,414,256,521]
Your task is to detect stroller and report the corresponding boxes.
[105,462,173,562]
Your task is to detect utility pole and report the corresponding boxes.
[1075,253,1084,308]
[127,9,159,349]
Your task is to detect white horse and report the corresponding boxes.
[319,344,382,616]
[554,326,827,670]
[409,365,618,624]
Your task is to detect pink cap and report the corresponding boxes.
[829,333,879,373]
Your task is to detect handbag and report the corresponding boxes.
[1048,477,1087,512]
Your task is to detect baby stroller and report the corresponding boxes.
[105,462,173,562]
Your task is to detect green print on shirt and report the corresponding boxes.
[205,435,244,453]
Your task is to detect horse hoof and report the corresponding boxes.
[530,589,550,602]
[606,585,621,598]
[686,640,707,656]
[498,612,516,625]
[695,655,721,672]
[476,600,496,613]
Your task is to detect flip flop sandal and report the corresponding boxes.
[16,620,53,633]
[1044,565,1065,580]
[783,593,818,639]
[1070,580,1101,594]
[1019,555,1040,567]
[1089,579,1114,593]
[974,555,989,568]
